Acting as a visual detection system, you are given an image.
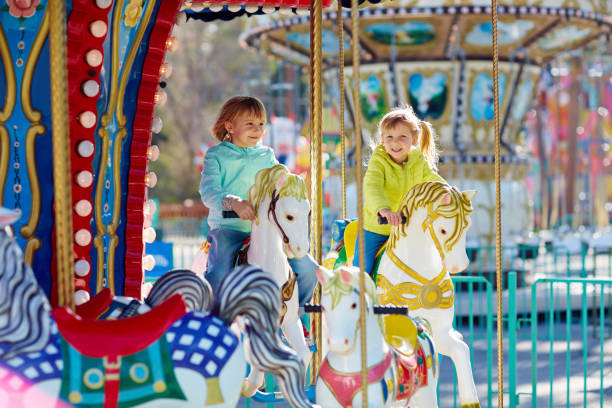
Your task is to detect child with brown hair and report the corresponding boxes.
[199,96,318,303]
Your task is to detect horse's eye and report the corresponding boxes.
[351,302,357,310]
[286,215,294,221]
[440,228,447,235]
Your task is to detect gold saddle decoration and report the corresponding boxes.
[377,248,454,310]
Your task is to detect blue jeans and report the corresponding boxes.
[205,228,318,306]
[352,230,389,275]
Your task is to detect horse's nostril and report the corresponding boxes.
[344,339,348,345]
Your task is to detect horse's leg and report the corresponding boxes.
[282,316,312,371]
[315,381,344,408]
[433,325,480,407]
[242,365,265,398]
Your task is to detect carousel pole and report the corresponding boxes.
[49,0,75,310]
[491,0,503,406]
[309,0,323,383]
[349,0,368,405]
[337,0,347,219]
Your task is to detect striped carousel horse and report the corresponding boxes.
[0,207,317,408]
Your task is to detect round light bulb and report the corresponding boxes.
[81,80,100,97]
[151,116,163,134]
[75,171,93,188]
[143,227,156,243]
[74,259,91,277]
[75,290,91,306]
[159,62,173,79]
[95,0,112,8]
[147,145,160,161]
[74,199,92,216]
[154,90,167,106]
[165,36,178,52]
[75,229,92,246]
[175,11,187,25]
[191,4,204,12]
[79,111,97,128]
[77,140,95,157]
[89,20,108,38]
[142,254,156,271]
[145,172,157,188]
[147,199,157,213]
[85,49,103,67]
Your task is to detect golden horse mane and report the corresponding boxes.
[247,164,308,224]
[388,181,473,252]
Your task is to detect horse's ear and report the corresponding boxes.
[316,267,332,285]
[440,193,451,205]
[339,267,353,284]
[462,190,477,201]
[299,172,308,181]
[276,173,288,190]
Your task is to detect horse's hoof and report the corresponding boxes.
[240,378,265,398]
[241,380,257,398]
[461,403,481,408]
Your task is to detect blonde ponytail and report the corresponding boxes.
[418,120,439,171]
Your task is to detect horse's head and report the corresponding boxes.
[248,164,310,258]
[316,266,381,354]
[390,182,476,274]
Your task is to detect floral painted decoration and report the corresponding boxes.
[2,0,43,22]
[124,0,143,28]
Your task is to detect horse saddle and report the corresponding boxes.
[384,314,429,400]
[339,220,387,278]
[53,294,186,357]
[74,287,113,320]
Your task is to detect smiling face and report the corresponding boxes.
[381,121,418,164]
[225,111,266,148]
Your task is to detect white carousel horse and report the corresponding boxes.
[315,266,438,408]
[375,181,480,408]
[0,208,316,408]
[241,164,312,395]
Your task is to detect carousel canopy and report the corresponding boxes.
[183,0,334,22]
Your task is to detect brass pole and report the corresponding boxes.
[350,0,368,405]
[49,0,74,309]
[491,1,503,406]
[309,0,323,384]
[337,0,346,219]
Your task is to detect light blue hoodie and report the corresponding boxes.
[199,141,278,233]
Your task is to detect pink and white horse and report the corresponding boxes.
[316,266,438,408]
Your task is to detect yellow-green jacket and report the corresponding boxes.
[364,145,445,235]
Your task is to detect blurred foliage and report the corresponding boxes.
[149,18,275,203]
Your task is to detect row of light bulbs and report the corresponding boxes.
[73,0,113,305]
[74,1,179,304]
[141,22,181,274]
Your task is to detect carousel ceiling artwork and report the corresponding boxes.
[234,0,610,243]
[237,0,611,159]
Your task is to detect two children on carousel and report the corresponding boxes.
[199,95,445,305]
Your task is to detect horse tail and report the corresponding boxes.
[0,232,51,359]
[145,269,213,312]
[214,265,314,408]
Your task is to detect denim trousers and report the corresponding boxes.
[352,230,389,275]
[205,228,318,306]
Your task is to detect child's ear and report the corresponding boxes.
[224,121,233,134]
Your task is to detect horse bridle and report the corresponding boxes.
[268,189,291,245]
